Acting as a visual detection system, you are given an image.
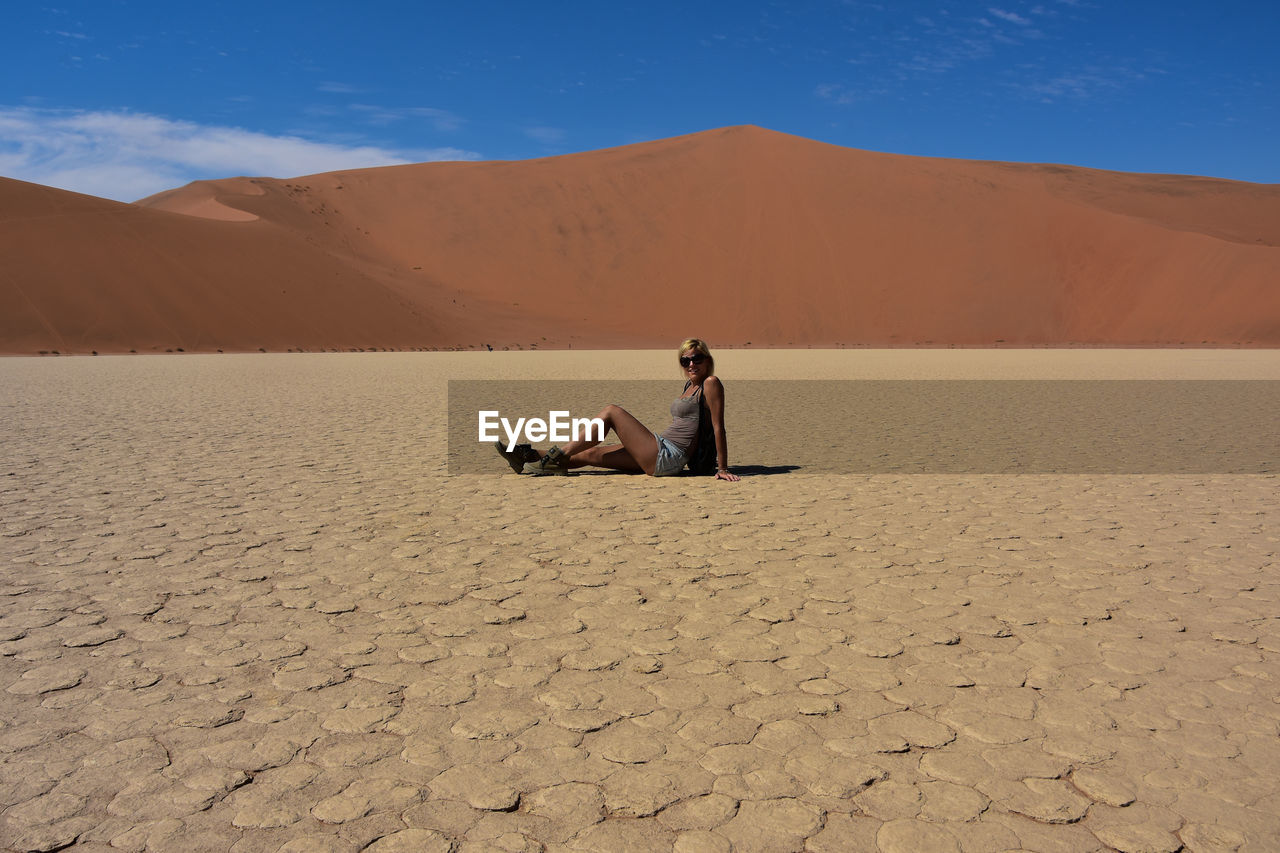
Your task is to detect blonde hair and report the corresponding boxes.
[678,338,714,376]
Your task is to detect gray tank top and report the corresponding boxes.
[659,384,701,453]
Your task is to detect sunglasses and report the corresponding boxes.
[679,354,707,367]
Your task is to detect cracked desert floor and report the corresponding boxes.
[2,350,1277,853]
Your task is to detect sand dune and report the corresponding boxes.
[3,126,1278,354]
[0,178,546,355]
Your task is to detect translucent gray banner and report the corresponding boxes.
[448,380,1279,475]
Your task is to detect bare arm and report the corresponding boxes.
[702,376,740,482]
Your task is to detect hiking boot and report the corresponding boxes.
[495,442,540,474]
[523,446,571,476]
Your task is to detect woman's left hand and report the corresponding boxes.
[715,469,740,482]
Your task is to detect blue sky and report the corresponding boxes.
[3,1,1276,201]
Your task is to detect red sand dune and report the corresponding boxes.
[3,125,1278,354]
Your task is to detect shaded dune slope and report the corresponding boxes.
[0,178,545,354]
[5,126,1279,353]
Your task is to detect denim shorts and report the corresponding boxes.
[653,435,689,477]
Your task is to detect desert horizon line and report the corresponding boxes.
[5,118,1278,209]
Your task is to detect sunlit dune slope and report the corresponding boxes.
[4,125,1278,353]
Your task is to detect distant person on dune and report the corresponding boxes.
[496,338,740,480]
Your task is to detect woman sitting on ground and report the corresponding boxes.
[497,338,740,480]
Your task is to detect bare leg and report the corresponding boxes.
[567,444,644,473]
[559,404,659,475]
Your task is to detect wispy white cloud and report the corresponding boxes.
[1018,67,1128,100]
[348,104,464,131]
[317,81,361,94]
[988,8,1032,25]
[524,125,566,145]
[815,83,859,105]
[0,107,481,202]
[820,1,1061,104]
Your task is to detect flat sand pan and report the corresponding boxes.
[1,350,1277,851]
